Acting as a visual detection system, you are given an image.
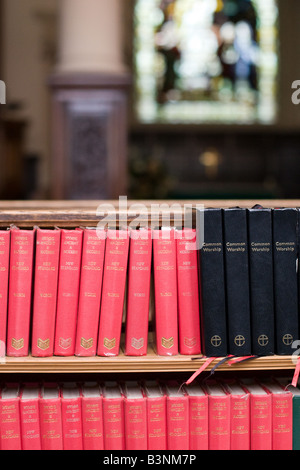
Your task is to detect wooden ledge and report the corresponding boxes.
[0,350,296,374]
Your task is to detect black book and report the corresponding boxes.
[197,208,228,357]
[223,207,251,356]
[248,207,275,356]
[272,208,299,355]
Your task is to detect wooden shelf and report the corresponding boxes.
[0,348,296,374]
[0,199,299,227]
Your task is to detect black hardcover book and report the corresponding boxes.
[197,208,228,357]
[248,207,275,356]
[272,208,299,355]
[223,207,252,356]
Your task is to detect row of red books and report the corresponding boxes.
[0,226,200,357]
[0,377,293,451]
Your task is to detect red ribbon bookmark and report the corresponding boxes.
[227,355,257,365]
[185,357,217,385]
[292,356,300,387]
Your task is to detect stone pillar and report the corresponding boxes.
[57,0,126,75]
[49,0,131,200]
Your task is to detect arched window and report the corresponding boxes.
[134,0,278,124]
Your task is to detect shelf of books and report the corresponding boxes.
[0,199,299,371]
[1,199,300,451]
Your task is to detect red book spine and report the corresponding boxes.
[31,228,61,357]
[153,229,178,356]
[250,392,272,450]
[20,393,41,450]
[0,393,21,450]
[208,393,230,450]
[54,229,83,356]
[147,396,167,450]
[176,229,201,355]
[82,396,104,450]
[7,228,35,357]
[230,391,250,450]
[125,229,152,356]
[97,230,129,357]
[271,390,292,450]
[75,229,106,356]
[61,392,83,450]
[103,396,125,450]
[188,393,208,450]
[124,395,147,450]
[166,394,189,450]
[0,230,10,351]
[39,392,63,450]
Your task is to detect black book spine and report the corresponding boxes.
[273,208,299,355]
[223,208,251,356]
[248,207,275,356]
[198,208,228,357]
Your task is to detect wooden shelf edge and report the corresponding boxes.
[0,354,296,374]
[0,199,299,227]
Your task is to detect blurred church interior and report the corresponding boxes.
[0,0,300,202]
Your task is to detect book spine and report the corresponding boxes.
[125,229,152,356]
[97,230,129,357]
[166,395,189,450]
[0,231,10,350]
[250,393,272,450]
[147,396,167,450]
[153,229,178,356]
[7,229,35,357]
[54,229,83,356]
[293,397,300,450]
[208,394,231,450]
[230,393,250,450]
[31,229,61,357]
[198,209,228,357]
[103,397,125,450]
[176,229,201,355]
[75,229,106,356]
[20,398,41,450]
[61,396,83,450]
[248,208,275,356]
[273,208,299,355]
[124,396,147,450]
[223,208,251,356]
[271,391,293,450]
[82,396,104,450]
[0,397,22,450]
[188,394,208,450]
[39,397,63,450]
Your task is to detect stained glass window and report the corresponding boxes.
[134,0,278,124]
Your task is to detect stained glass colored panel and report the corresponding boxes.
[134,0,278,124]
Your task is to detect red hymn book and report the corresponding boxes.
[125,228,152,356]
[75,228,106,356]
[153,228,178,356]
[54,228,83,356]
[31,228,61,357]
[7,228,35,357]
[176,228,201,355]
[97,229,129,357]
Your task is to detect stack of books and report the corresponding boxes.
[0,377,297,450]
